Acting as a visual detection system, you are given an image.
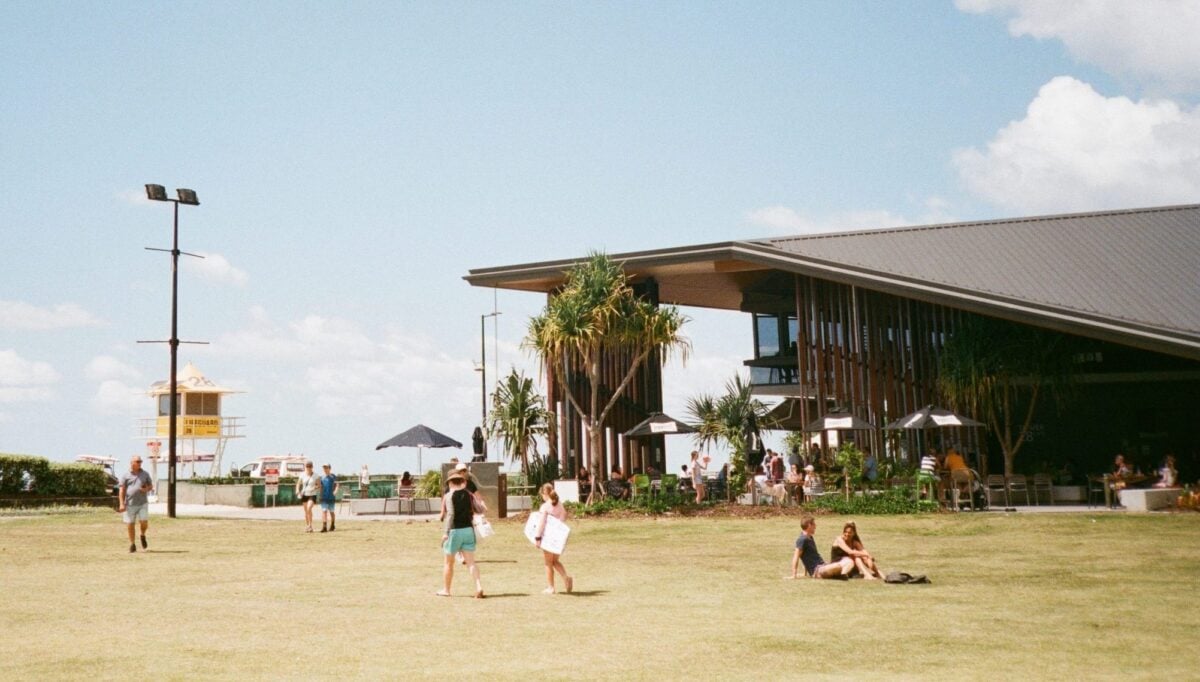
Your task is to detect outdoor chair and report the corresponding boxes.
[631,474,651,502]
[1087,475,1108,508]
[985,475,1009,508]
[1032,473,1053,505]
[659,474,679,501]
[337,483,357,516]
[1007,474,1030,505]
[949,469,975,511]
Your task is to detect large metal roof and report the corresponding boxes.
[466,204,1200,360]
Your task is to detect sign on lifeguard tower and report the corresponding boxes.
[137,362,245,477]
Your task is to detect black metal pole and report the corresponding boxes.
[480,313,486,456]
[168,200,179,519]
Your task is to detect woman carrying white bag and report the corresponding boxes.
[534,483,574,594]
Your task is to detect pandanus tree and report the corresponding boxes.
[487,369,554,477]
[525,252,690,504]
[686,374,775,499]
[937,314,1079,476]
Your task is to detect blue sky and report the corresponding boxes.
[3,1,1198,476]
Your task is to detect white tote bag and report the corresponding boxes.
[472,513,494,540]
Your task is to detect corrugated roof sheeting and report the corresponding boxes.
[763,205,1200,337]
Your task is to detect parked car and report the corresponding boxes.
[237,456,311,479]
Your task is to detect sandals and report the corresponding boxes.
[474,590,485,599]
[435,590,451,597]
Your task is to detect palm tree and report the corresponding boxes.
[525,252,690,504]
[938,314,1078,476]
[487,370,554,476]
[686,374,775,499]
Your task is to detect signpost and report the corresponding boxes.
[264,467,280,507]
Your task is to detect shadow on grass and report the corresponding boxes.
[145,550,189,554]
[561,590,607,597]
[475,559,518,564]
[476,592,528,599]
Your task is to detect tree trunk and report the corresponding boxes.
[586,422,605,505]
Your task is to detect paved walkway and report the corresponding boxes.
[147,502,442,522]
[145,501,1131,521]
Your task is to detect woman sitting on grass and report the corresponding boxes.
[831,521,884,580]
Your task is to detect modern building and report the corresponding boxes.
[467,204,1200,480]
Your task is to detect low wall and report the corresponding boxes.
[175,482,255,507]
[1119,487,1179,512]
[1052,486,1085,503]
[0,495,117,509]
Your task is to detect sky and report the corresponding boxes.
[3,1,1199,477]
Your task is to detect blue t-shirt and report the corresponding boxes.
[319,474,337,502]
[795,532,824,576]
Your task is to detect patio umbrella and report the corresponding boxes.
[375,424,463,473]
[883,405,983,430]
[624,412,698,438]
[802,410,876,433]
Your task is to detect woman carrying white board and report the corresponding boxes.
[534,483,574,594]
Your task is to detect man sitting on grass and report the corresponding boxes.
[788,515,855,579]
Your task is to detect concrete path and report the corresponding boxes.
[147,502,442,523]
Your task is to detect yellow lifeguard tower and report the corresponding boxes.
[137,362,245,477]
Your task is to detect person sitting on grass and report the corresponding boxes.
[788,515,854,579]
[831,521,885,579]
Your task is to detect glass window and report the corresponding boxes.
[755,314,780,357]
[786,316,798,355]
[157,394,180,417]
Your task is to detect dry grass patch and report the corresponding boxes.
[1,509,1197,680]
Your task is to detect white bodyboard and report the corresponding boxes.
[524,511,570,555]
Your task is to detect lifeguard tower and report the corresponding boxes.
[137,362,244,477]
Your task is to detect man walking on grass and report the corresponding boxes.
[118,456,154,553]
[319,464,339,532]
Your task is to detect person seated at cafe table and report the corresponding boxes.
[944,447,967,472]
[606,467,631,500]
[1154,454,1178,488]
[1111,453,1132,490]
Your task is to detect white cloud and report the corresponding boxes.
[957,0,1200,93]
[85,355,144,382]
[183,252,249,287]
[953,76,1200,213]
[744,205,954,235]
[0,300,103,330]
[0,349,60,403]
[92,380,145,416]
[202,310,478,419]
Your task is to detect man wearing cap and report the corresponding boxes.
[118,455,154,553]
[318,464,339,533]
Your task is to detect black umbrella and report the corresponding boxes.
[802,410,876,433]
[376,424,463,473]
[884,405,984,430]
[624,412,698,438]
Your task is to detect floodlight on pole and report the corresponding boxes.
[138,183,207,519]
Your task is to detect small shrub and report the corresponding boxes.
[806,487,935,515]
[416,469,442,498]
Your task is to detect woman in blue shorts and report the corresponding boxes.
[437,472,484,598]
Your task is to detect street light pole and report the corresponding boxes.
[140,184,204,519]
[479,310,501,458]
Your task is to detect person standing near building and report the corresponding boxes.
[319,464,339,532]
[118,455,154,553]
[690,451,707,503]
[359,464,370,499]
[296,462,321,533]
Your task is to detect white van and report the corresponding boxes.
[237,455,311,479]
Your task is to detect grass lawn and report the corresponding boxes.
[1,509,1198,680]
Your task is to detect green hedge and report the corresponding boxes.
[0,455,109,496]
[0,454,51,494]
[806,487,937,515]
[39,464,110,496]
